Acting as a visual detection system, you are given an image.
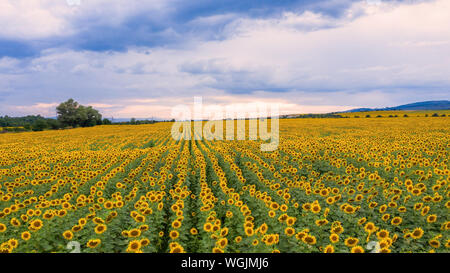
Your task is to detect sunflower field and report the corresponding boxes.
[0,117,449,253]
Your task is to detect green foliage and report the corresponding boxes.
[0,115,61,132]
[0,115,49,127]
[32,119,49,131]
[102,118,112,125]
[56,98,102,127]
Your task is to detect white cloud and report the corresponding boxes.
[0,0,171,40]
[0,1,67,39]
[11,102,59,117]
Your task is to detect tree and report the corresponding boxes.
[47,119,62,130]
[75,105,102,127]
[56,99,102,128]
[32,119,48,131]
[57,99,80,127]
[102,118,112,125]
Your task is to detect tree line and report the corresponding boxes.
[1,99,170,133]
[1,99,112,132]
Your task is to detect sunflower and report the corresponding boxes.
[379,240,390,249]
[139,225,149,231]
[8,239,18,248]
[358,217,367,225]
[21,215,28,222]
[140,238,150,247]
[344,237,359,247]
[376,229,389,240]
[264,235,276,246]
[429,239,440,248]
[190,228,198,235]
[135,215,145,223]
[350,246,365,253]
[295,232,307,241]
[344,205,355,214]
[311,204,321,214]
[29,219,43,231]
[329,233,339,243]
[226,211,233,218]
[63,230,74,240]
[410,228,424,239]
[315,219,329,226]
[278,214,288,222]
[94,224,107,234]
[212,247,224,253]
[414,203,423,210]
[302,235,317,245]
[126,240,141,252]
[426,214,437,223]
[235,236,242,243]
[391,217,402,226]
[128,228,141,238]
[379,248,391,253]
[220,227,229,237]
[10,218,21,227]
[441,221,450,231]
[364,222,376,233]
[323,245,335,253]
[21,231,31,241]
[331,225,344,234]
[285,227,295,237]
[203,223,213,232]
[72,225,82,233]
[286,217,296,226]
[78,218,87,226]
[169,230,179,240]
[172,220,182,229]
[212,225,220,232]
[0,224,6,233]
[421,206,430,216]
[87,239,101,249]
[244,227,254,237]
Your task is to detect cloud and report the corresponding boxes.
[0,0,449,117]
[0,1,71,40]
[9,102,59,117]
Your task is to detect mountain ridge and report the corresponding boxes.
[341,100,450,113]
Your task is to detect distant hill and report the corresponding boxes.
[343,100,450,113]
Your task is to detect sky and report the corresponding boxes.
[0,0,449,119]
